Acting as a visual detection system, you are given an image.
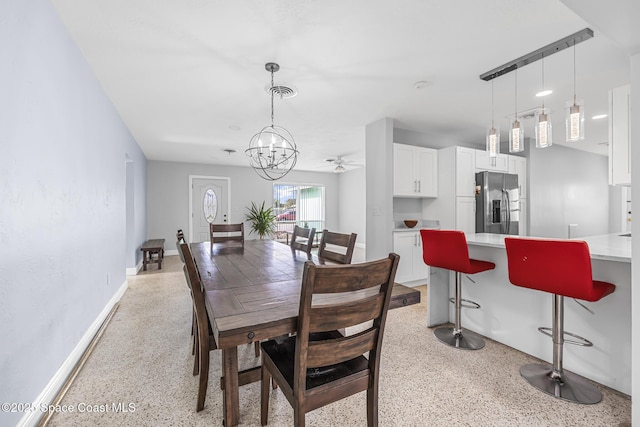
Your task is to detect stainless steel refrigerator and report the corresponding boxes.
[475,171,519,235]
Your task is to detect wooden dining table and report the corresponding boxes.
[190,239,421,426]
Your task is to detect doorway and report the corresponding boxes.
[189,176,230,243]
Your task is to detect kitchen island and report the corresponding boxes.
[426,232,631,395]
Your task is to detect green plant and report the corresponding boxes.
[245,201,276,239]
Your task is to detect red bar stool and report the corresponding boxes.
[504,237,615,404]
[420,229,495,350]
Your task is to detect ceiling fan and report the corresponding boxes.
[324,156,359,174]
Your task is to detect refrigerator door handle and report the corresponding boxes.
[504,188,511,234]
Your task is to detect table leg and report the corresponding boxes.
[222,347,239,426]
[143,250,148,271]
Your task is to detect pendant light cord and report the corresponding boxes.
[541,53,545,111]
[573,42,577,105]
[491,80,495,127]
[514,68,518,118]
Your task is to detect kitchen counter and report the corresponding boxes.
[465,233,631,263]
[426,232,631,394]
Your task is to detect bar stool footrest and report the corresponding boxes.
[519,363,602,404]
[433,326,485,350]
[448,297,481,309]
[537,327,594,347]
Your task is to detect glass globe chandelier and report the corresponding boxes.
[245,62,299,181]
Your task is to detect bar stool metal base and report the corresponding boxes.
[433,326,485,350]
[519,363,603,404]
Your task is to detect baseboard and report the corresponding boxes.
[355,242,366,249]
[164,249,178,257]
[17,280,128,427]
[125,260,142,276]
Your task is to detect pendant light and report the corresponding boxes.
[565,42,585,142]
[486,80,499,158]
[535,54,552,148]
[509,68,524,153]
[245,62,299,181]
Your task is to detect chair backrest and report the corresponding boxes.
[290,225,316,256]
[504,237,602,301]
[317,229,357,264]
[420,229,474,273]
[293,253,399,393]
[210,223,244,246]
[176,229,186,263]
[180,243,213,340]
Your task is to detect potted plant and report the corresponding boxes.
[245,201,276,239]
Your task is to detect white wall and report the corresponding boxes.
[528,144,609,238]
[337,167,366,245]
[146,161,339,245]
[0,1,147,426]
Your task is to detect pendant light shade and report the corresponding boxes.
[535,109,553,148]
[486,80,499,157]
[509,68,524,153]
[245,62,299,181]
[565,43,585,142]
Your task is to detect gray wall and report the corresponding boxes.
[630,52,639,423]
[146,161,339,246]
[528,144,609,238]
[0,1,147,425]
[338,167,366,245]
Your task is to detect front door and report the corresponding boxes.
[191,177,229,242]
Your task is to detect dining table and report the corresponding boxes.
[190,239,421,426]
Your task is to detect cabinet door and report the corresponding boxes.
[508,155,527,199]
[609,85,631,186]
[393,232,417,282]
[455,197,476,234]
[475,150,508,172]
[416,147,438,197]
[412,233,430,281]
[455,147,476,197]
[394,144,417,196]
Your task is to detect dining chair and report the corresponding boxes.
[260,253,400,427]
[210,223,244,252]
[317,229,357,264]
[176,229,197,359]
[180,242,218,411]
[290,225,316,257]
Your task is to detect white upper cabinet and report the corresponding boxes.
[508,155,527,199]
[609,85,631,186]
[393,143,438,197]
[475,150,508,172]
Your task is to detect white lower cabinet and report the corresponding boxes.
[393,231,430,285]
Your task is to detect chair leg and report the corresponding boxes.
[260,363,270,426]
[193,322,200,376]
[367,379,379,427]
[519,294,603,404]
[433,271,485,350]
[196,332,209,411]
[293,404,305,427]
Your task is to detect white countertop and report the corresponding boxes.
[465,233,631,263]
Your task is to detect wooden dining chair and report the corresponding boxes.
[180,242,217,411]
[260,253,400,427]
[290,225,316,257]
[317,229,357,264]
[210,223,244,252]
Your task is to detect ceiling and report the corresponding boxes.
[50,0,635,174]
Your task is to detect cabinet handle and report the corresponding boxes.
[418,180,421,193]
[414,180,418,193]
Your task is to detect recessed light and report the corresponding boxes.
[592,114,608,120]
[535,90,553,97]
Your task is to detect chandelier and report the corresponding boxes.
[245,62,299,181]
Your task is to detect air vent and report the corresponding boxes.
[265,84,298,99]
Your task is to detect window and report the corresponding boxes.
[273,184,325,238]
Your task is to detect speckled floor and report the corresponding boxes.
[48,253,631,427]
